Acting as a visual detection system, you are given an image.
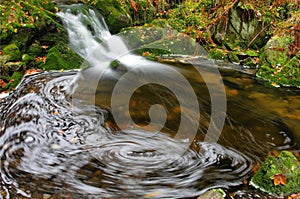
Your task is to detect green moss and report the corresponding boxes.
[3,43,22,61]
[250,151,300,197]
[10,71,23,89]
[227,51,240,63]
[119,26,165,49]
[2,71,24,91]
[41,43,83,71]
[81,0,132,34]
[246,50,259,57]
[209,49,225,60]
[22,54,34,64]
[27,43,43,56]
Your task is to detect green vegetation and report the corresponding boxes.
[0,0,82,92]
[250,151,300,197]
[41,43,83,71]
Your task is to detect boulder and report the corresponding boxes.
[250,151,300,197]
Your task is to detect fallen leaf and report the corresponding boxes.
[271,173,286,186]
[0,79,7,88]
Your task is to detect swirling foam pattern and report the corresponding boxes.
[0,72,252,198]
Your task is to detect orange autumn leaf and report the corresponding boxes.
[271,173,286,186]
[129,0,138,13]
[0,79,7,88]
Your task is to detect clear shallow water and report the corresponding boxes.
[0,64,299,198]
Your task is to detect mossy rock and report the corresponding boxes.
[1,71,24,91]
[119,26,200,57]
[3,43,22,61]
[41,43,83,71]
[141,34,198,56]
[260,35,293,67]
[250,151,300,197]
[12,29,35,50]
[27,43,43,56]
[119,26,166,49]
[92,0,132,34]
[22,54,35,64]
[209,49,226,60]
[227,51,240,63]
[257,35,300,87]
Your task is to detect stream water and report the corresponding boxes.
[0,5,299,199]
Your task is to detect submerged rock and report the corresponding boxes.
[197,189,225,199]
[250,151,300,197]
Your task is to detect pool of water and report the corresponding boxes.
[0,60,299,198]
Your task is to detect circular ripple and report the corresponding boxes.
[1,72,252,198]
[83,129,252,198]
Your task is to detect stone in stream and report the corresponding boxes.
[197,189,225,199]
[250,151,300,198]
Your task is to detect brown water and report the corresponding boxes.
[0,60,299,198]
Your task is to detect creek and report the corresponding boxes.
[0,5,299,199]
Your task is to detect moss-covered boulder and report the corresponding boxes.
[250,151,300,197]
[2,43,22,62]
[260,35,292,67]
[257,35,300,87]
[76,0,132,34]
[41,43,83,70]
[119,26,200,59]
[224,6,267,50]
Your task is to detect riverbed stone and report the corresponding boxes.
[197,189,225,199]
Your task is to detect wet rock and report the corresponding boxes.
[197,189,225,199]
[250,151,300,197]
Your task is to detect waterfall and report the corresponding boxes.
[57,5,129,69]
[57,4,226,145]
